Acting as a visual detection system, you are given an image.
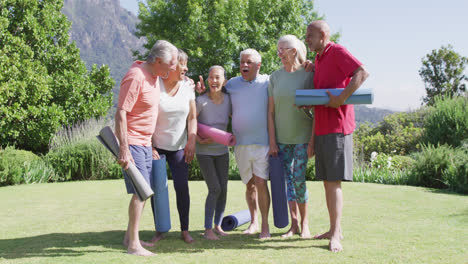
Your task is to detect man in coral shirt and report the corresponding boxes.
[115,40,178,256]
[305,21,369,252]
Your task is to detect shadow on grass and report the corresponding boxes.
[0,230,330,259]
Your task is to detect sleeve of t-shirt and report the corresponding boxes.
[195,96,202,115]
[118,75,142,112]
[267,74,274,97]
[303,71,315,90]
[334,45,363,78]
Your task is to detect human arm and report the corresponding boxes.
[115,108,134,170]
[267,96,278,157]
[184,99,197,163]
[325,65,370,108]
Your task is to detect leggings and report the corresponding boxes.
[152,148,190,231]
[196,153,229,229]
[278,143,309,203]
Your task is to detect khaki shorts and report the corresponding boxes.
[234,145,269,184]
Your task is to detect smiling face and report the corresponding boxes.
[207,67,226,93]
[240,54,261,81]
[305,23,327,54]
[166,59,188,81]
[277,41,296,66]
[155,50,178,79]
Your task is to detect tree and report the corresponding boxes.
[419,45,467,105]
[135,0,333,79]
[0,0,114,153]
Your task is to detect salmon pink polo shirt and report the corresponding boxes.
[313,42,362,136]
[117,61,160,146]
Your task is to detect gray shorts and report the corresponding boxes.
[123,145,152,194]
[315,133,353,182]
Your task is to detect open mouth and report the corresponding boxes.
[242,69,249,73]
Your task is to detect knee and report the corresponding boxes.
[208,186,221,197]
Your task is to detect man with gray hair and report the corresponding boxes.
[116,40,178,256]
[225,49,271,239]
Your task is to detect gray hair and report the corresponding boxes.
[240,48,262,64]
[278,35,307,67]
[208,65,226,78]
[147,40,178,64]
[177,48,188,63]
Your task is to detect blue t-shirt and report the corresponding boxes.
[225,75,269,146]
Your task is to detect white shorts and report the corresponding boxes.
[234,145,269,184]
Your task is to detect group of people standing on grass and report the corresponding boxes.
[115,20,369,256]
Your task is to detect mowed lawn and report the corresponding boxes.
[0,180,467,264]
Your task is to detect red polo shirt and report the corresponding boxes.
[314,42,362,136]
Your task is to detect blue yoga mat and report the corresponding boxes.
[295,88,374,106]
[269,156,289,228]
[221,210,251,231]
[151,156,171,233]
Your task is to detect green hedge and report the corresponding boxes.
[0,146,57,186]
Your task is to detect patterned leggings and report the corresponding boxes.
[278,143,309,203]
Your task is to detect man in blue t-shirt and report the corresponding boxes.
[196,48,271,239]
[225,49,271,239]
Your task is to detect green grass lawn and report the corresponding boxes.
[0,180,467,264]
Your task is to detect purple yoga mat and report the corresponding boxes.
[197,123,236,146]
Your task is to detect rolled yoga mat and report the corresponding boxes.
[221,210,251,231]
[151,156,171,233]
[197,123,236,146]
[97,126,154,201]
[295,88,374,106]
[269,155,289,228]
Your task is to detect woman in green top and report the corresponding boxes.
[268,34,313,239]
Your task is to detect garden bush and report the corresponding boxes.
[409,144,468,193]
[0,146,57,186]
[423,95,468,148]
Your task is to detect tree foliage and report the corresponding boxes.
[0,0,114,153]
[419,45,467,105]
[135,0,330,79]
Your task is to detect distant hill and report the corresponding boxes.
[62,0,395,124]
[355,105,396,125]
[62,0,145,101]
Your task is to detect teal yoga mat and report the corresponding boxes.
[295,88,374,106]
[151,156,171,233]
[269,155,289,228]
[221,210,251,231]
[97,126,154,201]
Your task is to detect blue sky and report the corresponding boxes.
[120,0,468,111]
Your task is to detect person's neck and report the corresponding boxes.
[284,63,300,72]
[163,78,179,91]
[209,90,224,103]
[142,62,157,77]
[317,40,331,56]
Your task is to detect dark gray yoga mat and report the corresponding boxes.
[151,156,171,233]
[221,210,251,231]
[97,126,154,201]
[269,155,289,228]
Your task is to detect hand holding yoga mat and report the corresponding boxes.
[221,210,251,231]
[269,155,289,228]
[197,123,236,146]
[295,88,374,106]
[151,156,171,233]
[96,126,154,201]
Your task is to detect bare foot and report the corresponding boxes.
[259,224,271,239]
[281,225,300,238]
[300,224,311,239]
[329,238,343,252]
[203,229,219,240]
[150,231,165,243]
[123,239,154,247]
[214,225,229,236]
[127,246,156,256]
[181,231,195,243]
[313,230,344,240]
[243,223,259,235]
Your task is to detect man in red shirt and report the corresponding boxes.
[305,20,369,252]
[116,40,178,256]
